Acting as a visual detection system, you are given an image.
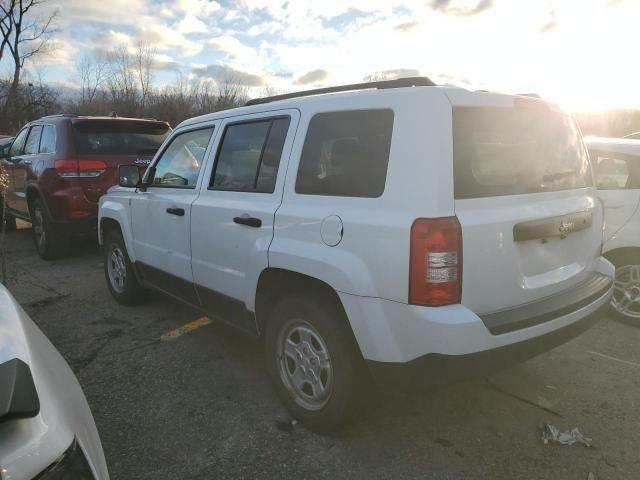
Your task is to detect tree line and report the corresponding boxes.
[0,0,259,134]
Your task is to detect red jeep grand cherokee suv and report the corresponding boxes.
[0,114,170,259]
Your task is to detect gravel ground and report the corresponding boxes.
[4,223,640,480]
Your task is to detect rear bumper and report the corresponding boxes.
[365,298,608,389]
[338,257,614,374]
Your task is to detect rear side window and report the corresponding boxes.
[453,105,592,199]
[73,121,170,156]
[211,117,290,193]
[24,126,42,155]
[591,151,640,189]
[295,109,394,197]
[39,125,56,154]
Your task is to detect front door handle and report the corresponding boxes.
[233,216,262,228]
[166,207,185,216]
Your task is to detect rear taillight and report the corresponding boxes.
[55,159,106,178]
[409,217,462,306]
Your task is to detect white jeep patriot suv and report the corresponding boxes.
[99,77,614,432]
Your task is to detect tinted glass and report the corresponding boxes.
[453,104,592,199]
[39,125,56,154]
[592,151,640,189]
[295,109,394,197]
[212,121,270,191]
[73,121,170,156]
[151,128,213,188]
[24,126,42,155]
[209,117,290,193]
[9,128,29,156]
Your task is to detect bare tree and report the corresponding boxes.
[215,76,248,111]
[105,44,138,115]
[134,41,155,109]
[0,0,57,130]
[76,51,109,105]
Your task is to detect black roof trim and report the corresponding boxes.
[245,76,436,106]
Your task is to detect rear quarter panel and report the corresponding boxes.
[270,88,455,302]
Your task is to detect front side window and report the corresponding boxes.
[295,109,394,198]
[592,152,640,190]
[9,127,29,156]
[211,117,290,193]
[24,126,43,155]
[151,127,214,188]
[39,125,56,154]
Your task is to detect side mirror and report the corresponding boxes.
[0,358,40,424]
[118,164,141,188]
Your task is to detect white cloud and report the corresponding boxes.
[139,24,203,56]
[177,14,208,33]
[175,0,221,16]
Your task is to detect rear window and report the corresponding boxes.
[73,121,170,156]
[453,105,592,199]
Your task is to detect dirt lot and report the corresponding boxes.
[4,223,640,479]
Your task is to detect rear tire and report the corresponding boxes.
[609,250,640,327]
[265,293,364,433]
[103,230,144,305]
[31,198,69,260]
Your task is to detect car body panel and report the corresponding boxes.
[99,85,612,366]
[0,284,108,479]
[585,137,640,254]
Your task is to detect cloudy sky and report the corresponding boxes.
[16,0,640,111]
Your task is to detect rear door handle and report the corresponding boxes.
[166,207,185,216]
[233,216,262,228]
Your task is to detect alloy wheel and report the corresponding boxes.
[107,246,127,294]
[33,206,46,253]
[611,264,640,319]
[277,320,333,411]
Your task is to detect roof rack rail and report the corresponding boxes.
[245,76,436,106]
[41,113,76,119]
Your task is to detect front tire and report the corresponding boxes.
[265,293,364,433]
[31,198,69,260]
[103,230,144,305]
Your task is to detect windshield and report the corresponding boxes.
[453,105,592,199]
[73,121,170,156]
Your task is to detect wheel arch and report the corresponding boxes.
[98,199,136,262]
[255,268,363,356]
[603,247,640,267]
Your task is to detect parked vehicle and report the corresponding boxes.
[0,283,109,479]
[585,136,640,324]
[99,77,614,431]
[0,114,170,259]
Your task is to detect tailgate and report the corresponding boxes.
[449,94,603,315]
